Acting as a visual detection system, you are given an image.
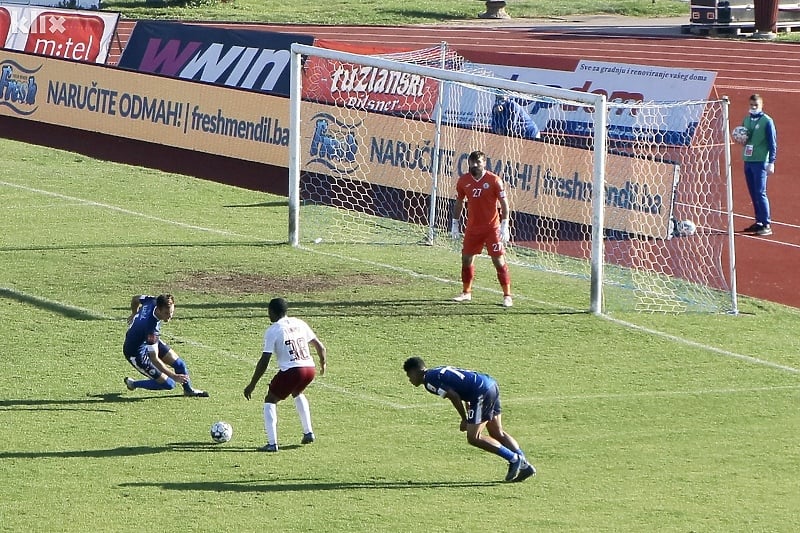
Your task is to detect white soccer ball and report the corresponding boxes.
[210,421,233,443]
[732,126,749,145]
[679,219,697,236]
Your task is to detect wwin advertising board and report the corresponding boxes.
[118,21,314,96]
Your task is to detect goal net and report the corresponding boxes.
[288,43,737,314]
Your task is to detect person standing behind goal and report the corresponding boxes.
[451,150,513,307]
[740,93,777,237]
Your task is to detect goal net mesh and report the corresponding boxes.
[294,44,734,313]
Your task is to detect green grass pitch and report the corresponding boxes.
[1,139,799,532]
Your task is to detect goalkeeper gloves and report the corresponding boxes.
[500,219,510,243]
[451,219,461,239]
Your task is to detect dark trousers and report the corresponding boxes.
[744,162,770,226]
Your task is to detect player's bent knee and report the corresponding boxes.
[466,434,483,447]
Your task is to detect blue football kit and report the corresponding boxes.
[423,366,502,425]
[491,97,540,140]
[122,295,198,394]
[123,295,163,359]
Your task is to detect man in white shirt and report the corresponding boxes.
[244,298,327,452]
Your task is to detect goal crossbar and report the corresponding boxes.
[290,43,603,106]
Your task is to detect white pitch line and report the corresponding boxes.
[155,333,417,408]
[398,383,800,410]
[602,315,800,375]
[4,180,799,380]
[297,245,569,311]
[1,285,797,409]
[508,384,800,404]
[0,180,249,238]
[3,203,89,209]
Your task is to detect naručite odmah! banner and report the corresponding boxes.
[0,4,118,64]
[0,47,679,240]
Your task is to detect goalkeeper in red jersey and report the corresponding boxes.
[450,150,513,307]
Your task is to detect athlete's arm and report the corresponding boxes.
[310,338,327,376]
[453,195,465,221]
[150,350,187,383]
[243,352,272,400]
[441,387,468,429]
[127,295,142,325]
[499,193,510,221]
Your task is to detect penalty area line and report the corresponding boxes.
[297,246,800,376]
[162,336,415,410]
[296,245,571,311]
[602,315,800,375]
[400,383,800,410]
[0,180,250,239]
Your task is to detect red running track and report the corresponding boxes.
[109,20,800,308]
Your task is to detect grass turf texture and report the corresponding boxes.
[1,139,799,531]
[103,0,691,24]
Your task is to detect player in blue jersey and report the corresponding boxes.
[491,95,540,141]
[403,356,535,482]
[122,294,209,397]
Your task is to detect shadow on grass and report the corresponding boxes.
[0,240,284,253]
[0,441,305,459]
[0,392,181,412]
[377,9,468,22]
[222,201,287,208]
[101,0,200,8]
[169,441,304,452]
[120,478,503,492]
[0,440,253,459]
[0,445,173,459]
[176,299,587,318]
[0,287,110,321]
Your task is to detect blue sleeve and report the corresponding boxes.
[509,101,540,140]
[491,104,509,135]
[765,117,777,163]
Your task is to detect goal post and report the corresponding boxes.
[288,43,737,315]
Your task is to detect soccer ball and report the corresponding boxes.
[732,126,749,145]
[679,219,697,236]
[210,421,233,443]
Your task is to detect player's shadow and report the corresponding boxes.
[167,441,293,453]
[0,287,110,321]
[0,438,247,460]
[0,393,166,412]
[0,445,172,459]
[120,478,503,493]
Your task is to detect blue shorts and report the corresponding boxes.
[466,382,502,425]
[124,340,170,379]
